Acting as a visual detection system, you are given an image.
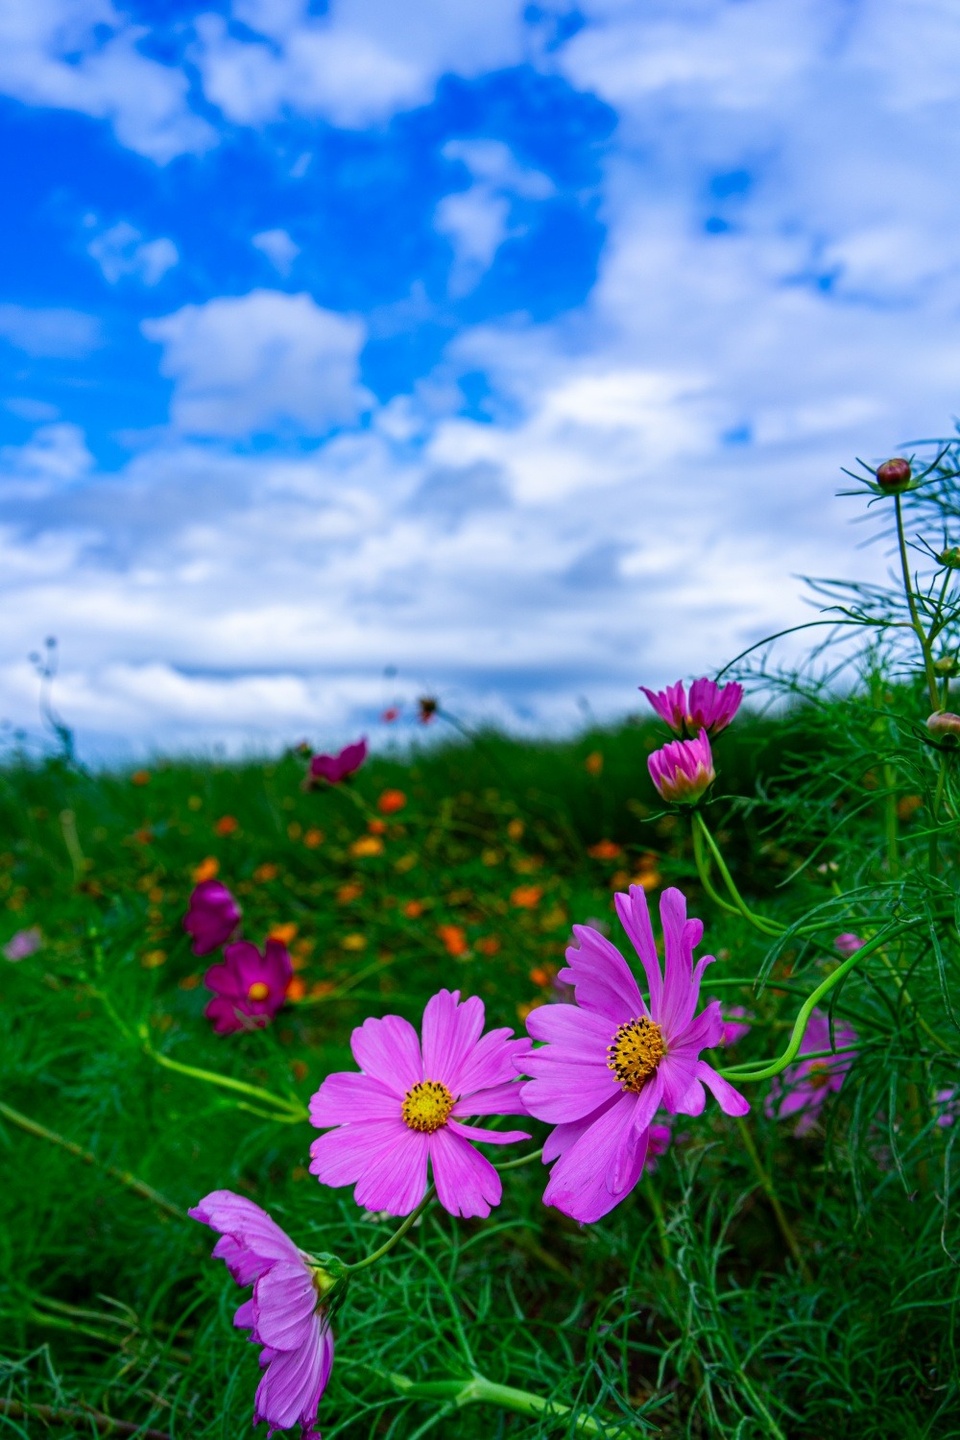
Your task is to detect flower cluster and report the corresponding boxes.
[183,879,292,1032]
[640,676,742,806]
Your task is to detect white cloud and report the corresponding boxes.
[87,220,179,285]
[141,291,371,437]
[0,304,101,358]
[1,423,94,490]
[436,140,555,294]
[0,0,215,162]
[252,229,301,275]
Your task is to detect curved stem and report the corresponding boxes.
[346,1187,436,1273]
[693,815,784,936]
[493,1146,543,1172]
[139,1027,308,1120]
[894,493,940,709]
[388,1372,622,1437]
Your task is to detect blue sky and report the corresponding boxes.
[3,0,960,756]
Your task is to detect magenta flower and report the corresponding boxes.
[640,677,743,737]
[645,1122,673,1173]
[3,926,42,961]
[834,932,865,958]
[718,1005,751,1046]
[190,1190,334,1440]
[648,730,715,805]
[765,1008,858,1136]
[309,989,531,1219]
[521,885,749,1224]
[935,1087,959,1128]
[309,738,367,785]
[183,880,241,956]
[204,939,293,1034]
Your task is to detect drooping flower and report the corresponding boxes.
[183,880,242,956]
[204,939,293,1034]
[309,989,531,1219]
[765,1008,858,1136]
[648,731,715,805]
[190,1190,335,1440]
[521,885,749,1224]
[3,926,42,961]
[640,677,743,738]
[834,932,865,958]
[308,738,367,785]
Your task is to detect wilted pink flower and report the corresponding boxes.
[309,989,531,1219]
[648,730,715,805]
[183,880,241,956]
[640,678,743,737]
[3,927,42,961]
[521,885,749,1224]
[309,738,367,785]
[765,1008,858,1135]
[204,940,293,1034]
[834,932,865,957]
[719,1005,751,1046]
[190,1190,335,1440]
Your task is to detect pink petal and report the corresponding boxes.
[202,962,241,999]
[521,1058,620,1124]
[447,1118,530,1145]
[451,1079,529,1118]
[614,886,662,1013]
[309,1118,408,1189]
[254,1316,332,1434]
[541,1094,620,1163]
[456,1029,531,1097]
[203,997,246,1034]
[234,1298,256,1331]
[558,925,645,1022]
[254,1260,317,1351]
[429,1127,502,1218]
[309,1072,400,1128]
[190,1191,302,1284]
[696,1061,750,1116]
[525,1003,615,1057]
[542,1092,647,1224]
[657,1050,701,1112]
[350,1013,423,1095]
[353,1127,429,1215]
[421,988,485,1090]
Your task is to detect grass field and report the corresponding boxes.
[1,697,958,1439]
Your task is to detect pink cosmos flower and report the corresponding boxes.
[204,939,293,1034]
[308,738,367,785]
[521,885,749,1224]
[640,678,743,737]
[190,1190,334,1440]
[765,1008,858,1136]
[3,926,42,961]
[718,1005,751,1046]
[648,730,715,805]
[309,989,531,1219]
[183,880,241,956]
[645,1122,673,1173]
[834,932,865,957]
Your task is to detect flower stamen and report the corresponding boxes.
[402,1079,455,1133]
[247,981,270,1002]
[608,1017,666,1092]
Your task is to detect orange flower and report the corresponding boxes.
[897,794,923,821]
[588,840,621,860]
[350,835,384,858]
[286,976,306,1001]
[437,924,468,957]
[634,870,661,892]
[303,827,324,848]
[585,750,603,776]
[506,818,524,842]
[529,965,554,988]
[476,935,500,956]
[510,884,543,909]
[403,899,425,919]
[268,922,298,945]
[133,828,152,845]
[342,933,366,951]
[291,938,314,971]
[141,949,166,969]
[253,862,279,883]
[368,818,387,835]
[310,980,336,998]
[378,788,407,815]
[131,769,151,786]
[337,882,363,904]
[193,856,220,883]
[215,815,238,837]
[291,1059,309,1082]
[178,974,201,990]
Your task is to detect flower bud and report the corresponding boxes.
[934,655,960,677]
[875,457,911,492]
[938,546,960,569]
[926,712,960,738]
[648,730,715,805]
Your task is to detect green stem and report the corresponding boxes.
[138,1026,308,1120]
[693,815,783,936]
[346,1187,436,1272]
[930,756,949,875]
[719,921,915,1082]
[894,493,940,709]
[0,1098,185,1220]
[388,1372,623,1437]
[493,1146,543,1172]
[735,1116,811,1282]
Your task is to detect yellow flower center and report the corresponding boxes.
[402,1079,455,1133]
[608,1017,666,1092]
[247,981,270,1002]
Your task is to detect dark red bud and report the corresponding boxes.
[875,457,912,492]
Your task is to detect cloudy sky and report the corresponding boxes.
[2,0,959,757]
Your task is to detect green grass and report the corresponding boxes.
[1,705,958,1439]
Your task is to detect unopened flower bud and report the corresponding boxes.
[648,730,715,804]
[875,457,911,492]
[926,712,960,738]
[938,546,960,569]
[934,655,960,677]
